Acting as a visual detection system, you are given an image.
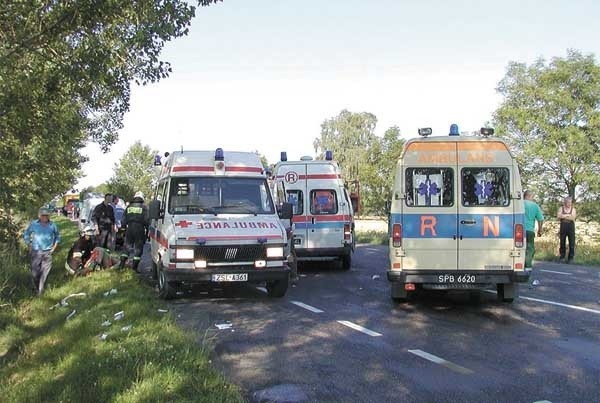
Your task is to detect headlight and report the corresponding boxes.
[266,246,284,258]
[176,248,194,260]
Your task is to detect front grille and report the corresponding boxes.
[195,245,265,262]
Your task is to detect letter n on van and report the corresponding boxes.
[483,216,500,237]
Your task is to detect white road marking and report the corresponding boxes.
[255,287,267,294]
[483,290,600,315]
[533,400,553,403]
[519,296,600,315]
[539,269,572,276]
[290,301,324,313]
[337,320,382,337]
[408,349,473,375]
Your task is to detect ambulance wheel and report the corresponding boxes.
[266,276,288,298]
[391,283,408,303]
[497,283,516,303]
[158,265,176,300]
[151,260,158,280]
[341,253,352,271]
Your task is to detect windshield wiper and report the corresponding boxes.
[211,205,258,215]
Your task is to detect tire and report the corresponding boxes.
[158,264,176,300]
[151,259,158,280]
[391,283,408,303]
[497,283,516,303]
[266,276,289,298]
[341,252,352,271]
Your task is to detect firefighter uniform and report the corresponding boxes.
[119,192,149,272]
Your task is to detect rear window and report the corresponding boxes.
[286,190,303,215]
[310,189,338,215]
[405,168,454,207]
[461,168,510,207]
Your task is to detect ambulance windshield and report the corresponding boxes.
[168,177,275,215]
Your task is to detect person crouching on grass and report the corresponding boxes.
[23,207,61,296]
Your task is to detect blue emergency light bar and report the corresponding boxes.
[281,151,287,162]
[325,150,333,161]
[449,124,459,136]
[214,148,224,161]
[154,154,162,166]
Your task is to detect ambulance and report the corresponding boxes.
[148,149,293,299]
[272,151,355,270]
[387,125,529,303]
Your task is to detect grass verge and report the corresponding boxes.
[355,230,388,245]
[0,215,242,402]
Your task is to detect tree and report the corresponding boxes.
[0,0,222,223]
[109,141,158,201]
[493,49,600,221]
[314,110,404,215]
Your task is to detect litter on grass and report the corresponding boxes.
[101,320,111,327]
[99,333,108,341]
[66,310,77,320]
[113,311,125,321]
[157,309,168,313]
[121,325,132,332]
[103,288,118,297]
[60,292,87,306]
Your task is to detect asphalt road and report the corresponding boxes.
[140,245,600,403]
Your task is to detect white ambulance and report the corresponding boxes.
[272,151,355,270]
[148,149,293,299]
[387,126,529,303]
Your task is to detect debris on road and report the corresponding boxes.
[372,275,380,280]
[532,279,540,286]
[215,322,233,330]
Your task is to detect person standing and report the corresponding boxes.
[557,196,577,263]
[523,190,544,269]
[119,191,149,272]
[23,207,61,296]
[92,193,116,250]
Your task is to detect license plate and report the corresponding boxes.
[437,274,476,283]
[293,237,301,245]
[211,273,248,282]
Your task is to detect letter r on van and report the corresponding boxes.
[483,216,500,237]
[420,215,437,237]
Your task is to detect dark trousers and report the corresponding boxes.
[559,221,575,260]
[121,224,145,270]
[96,228,115,250]
[31,250,52,295]
[525,230,535,268]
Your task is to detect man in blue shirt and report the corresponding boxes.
[524,190,544,269]
[23,207,61,296]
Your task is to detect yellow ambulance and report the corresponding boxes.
[387,125,529,303]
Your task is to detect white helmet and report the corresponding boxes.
[83,225,95,235]
[134,191,145,201]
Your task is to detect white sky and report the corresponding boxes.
[76,0,600,189]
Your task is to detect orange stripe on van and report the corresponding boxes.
[458,142,508,151]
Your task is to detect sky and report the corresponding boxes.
[76,0,600,189]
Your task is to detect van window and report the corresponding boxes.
[310,190,338,215]
[286,190,303,215]
[168,177,275,215]
[461,168,510,207]
[405,168,454,207]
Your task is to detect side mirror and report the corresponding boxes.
[149,200,163,219]
[279,202,293,220]
[384,200,391,214]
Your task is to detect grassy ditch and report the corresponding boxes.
[0,216,242,403]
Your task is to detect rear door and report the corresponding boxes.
[401,142,458,270]
[457,141,514,271]
[305,163,341,250]
[278,164,308,251]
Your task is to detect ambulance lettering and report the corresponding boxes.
[483,216,500,237]
[420,215,437,236]
[197,221,278,230]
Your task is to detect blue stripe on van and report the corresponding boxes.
[390,213,524,239]
[294,222,345,230]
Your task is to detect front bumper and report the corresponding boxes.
[387,269,531,288]
[163,264,290,284]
